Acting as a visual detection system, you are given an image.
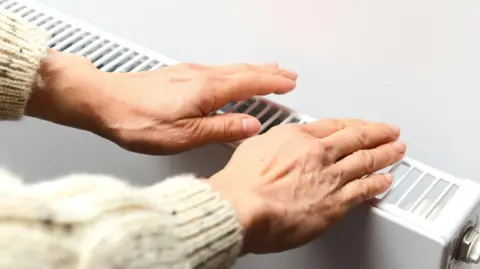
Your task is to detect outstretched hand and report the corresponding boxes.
[208,119,406,254]
[27,51,297,155]
[100,62,298,154]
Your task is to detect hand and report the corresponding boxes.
[208,119,406,254]
[27,50,297,155]
[98,63,297,154]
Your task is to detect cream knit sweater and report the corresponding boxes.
[0,10,243,269]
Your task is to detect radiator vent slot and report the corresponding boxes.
[217,98,304,133]
[0,0,168,73]
[378,161,460,222]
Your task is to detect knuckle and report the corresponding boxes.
[330,167,345,183]
[186,119,204,137]
[358,150,376,172]
[356,128,369,148]
[309,140,327,157]
[320,138,335,153]
[324,144,339,164]
[328,119,344,131]
[357,180,371,201]
[223,119,240,138]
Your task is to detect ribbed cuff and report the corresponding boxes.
[143,174,244,269]
[0,10,48,120]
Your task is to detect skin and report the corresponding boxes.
[27,50,298,154]
[209,119,405,254]
[25,49,406,256]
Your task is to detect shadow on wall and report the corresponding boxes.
[0,118,232,185]
[234,206,372,269]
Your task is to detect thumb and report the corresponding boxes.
[195,114,261,145]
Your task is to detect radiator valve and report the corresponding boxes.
[457,226,480,264]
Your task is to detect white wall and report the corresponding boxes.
[2,0,480,268]
[36,0,480,180]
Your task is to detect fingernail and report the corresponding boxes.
[389,124,400,136]
[284,69,298,80]
[384,173,394,183]
[242,118,261,136]
[392,140,406,153]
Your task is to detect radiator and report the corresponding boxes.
[2,0,480,268]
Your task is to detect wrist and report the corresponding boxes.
[26,50,108,132]
[207,170,266,256]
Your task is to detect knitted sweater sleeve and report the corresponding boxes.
[0,9,243,269]
[0,10,47,120]
[0,170,243,269]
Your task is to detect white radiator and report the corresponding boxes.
[2,0,480,268]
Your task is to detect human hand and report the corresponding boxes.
[96,62,297,154]
[27,51,297,155]
[207,119,406,254]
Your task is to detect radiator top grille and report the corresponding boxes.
[375,160,460,222]
[1,0,168,72]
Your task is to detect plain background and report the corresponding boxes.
[1,0,480,268]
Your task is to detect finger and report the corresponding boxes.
[215,72,296,104]
[337,173,393,208]
[263,62,280,68]
[208,63,298,80]
[300,118,367,138]
[210,63,274,73]
[191,113,261,146]
[334,140,406,182]
[320,122,400,161]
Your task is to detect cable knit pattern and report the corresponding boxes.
[0,9,244,269]
[0,170,243,269]
[0,10,48,120]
